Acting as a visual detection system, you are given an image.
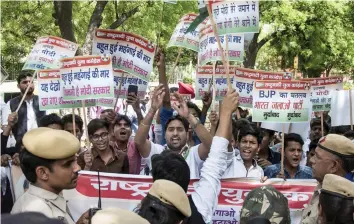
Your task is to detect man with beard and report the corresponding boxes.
[77,119,129,174]
[3,71,45,142]
[264,133,312,179]
[301,134,354,224]
[11,127,88,224]
[134,85,213,178]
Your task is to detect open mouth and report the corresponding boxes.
[119,130,127,136]
[171,137,180,144]
[242,149,252,157]
[291,158,300,165]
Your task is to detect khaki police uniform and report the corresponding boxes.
[301,134,354,224]
[11,127,80,224]
[92,208,149,224]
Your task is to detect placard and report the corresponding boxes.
[38,69,96,110]
[235,67,291,108]
[252,81,312,123]
[168,13,205,52]
[92,29,155,81]
[301,77,343,112]
[331,90,354,127]
[209,0,259,35]
[60,55,114,100]
[64,171,317,224]
[23,36,78,70]
[199,25,244,66]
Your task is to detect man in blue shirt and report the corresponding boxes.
[264,133,313,179]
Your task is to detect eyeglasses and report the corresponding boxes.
[91,132,109,142]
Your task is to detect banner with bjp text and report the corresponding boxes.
[63,171,317,224]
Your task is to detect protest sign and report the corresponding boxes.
[92,29,155,81]
[235,68,292,108]
[95,69,149,108]
[168,13,205,52]
[23,36,78,70]
[199,25,244,66]
[301,77,343,112]
[60,55,114,101]
[252,81,312,123]
[331,90,354,127]
[64,171,317,224]
[209,0,259,35]
[195,66,236,101]
[38,69,96,110]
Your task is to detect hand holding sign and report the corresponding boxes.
[221,89,239,115]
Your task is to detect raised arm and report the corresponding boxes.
[134,85,165,158]
[156,49,171,109]
[191,89,239,223]
[201,91,212,124]
[127,94,144,125]
[208,111,219,137]
[171,93,212,160]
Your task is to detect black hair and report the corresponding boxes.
[330,125,351,135]
[87,119,109,136]
[310,118,329,134]
[260,128,275,138]
[138,195,186,224]
[20,149,55,183]
[340,156,354,173]
[308,141,317,152]
[115,114,132,127]
[344,130,354,139]
[164,115,189,133]
[169,87,179,93]
[39,113,63,129]
[319,191,354,224]
[186,101,202,119]
[238,126,263,145]
[151,150,190,192]
[101,109,112,114]
[2,212,64,224]
[16,70,33,84]
[284,133,304,149]
[61,114,83,131]
[232,118,251,143]
[247,217,271,224]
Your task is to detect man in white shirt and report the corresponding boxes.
[150,88,240,224]
[2,71,45,142]
[134,84,213,179]
[223,125,264,179]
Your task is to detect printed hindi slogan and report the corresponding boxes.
[210,0,259,35]
[195,65,236,101]
[60,55,114,101]
[23,36,78,70]
[167,13,206,52]
[64,171,317,224]
[252,80,312,122]
[38,69,96,110]
[92,29,155,81]
[199,25,244,66]
[301,77,343,112]
[235,68,292,108]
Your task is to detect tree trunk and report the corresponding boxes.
[81,1,109,55]
[243,34,259,68]
[53,2,76,43]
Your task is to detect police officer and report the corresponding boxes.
[301,134,354,223]
[11,127,87,224]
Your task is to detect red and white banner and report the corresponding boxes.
[63,171,317,223]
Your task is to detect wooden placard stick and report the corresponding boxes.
[211,62,216,111]
[15,71,38,113]
[114,72,126,110]
[320,111,324,137]
[82,101,91,151]
[168,47,182,83]
[1,66,10,85]
[280,123,285,176]
[207,3,232,91]
[72,108,76,137]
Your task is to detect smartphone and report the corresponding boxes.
[127,85,138,97]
